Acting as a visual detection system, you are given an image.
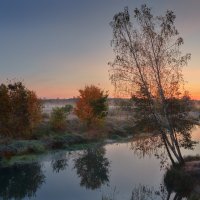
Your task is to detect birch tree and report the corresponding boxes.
[109,5,195,165]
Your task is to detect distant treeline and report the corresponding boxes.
[41,98,78,104]
[41,98,131,105]
[41,98,200,106]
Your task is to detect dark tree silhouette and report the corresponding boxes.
[0,163,45,199]
[74,147,110,190]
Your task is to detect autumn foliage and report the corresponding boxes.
[0,82,42,138]
[74,85,108,127]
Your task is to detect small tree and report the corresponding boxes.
[0,81,42,138]
[50,105,72,131]
[109,5,195,165]
[74,85,108,127]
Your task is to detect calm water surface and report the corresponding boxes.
[0,127,200,200]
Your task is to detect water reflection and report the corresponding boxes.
[131,136,163,158]
[51,152,69,173]
[104,183,200,200]
[131,136,170,169]
[52,158,68,173]
[0,128,199,199]
[130,185,167,200]
[129,184,191,200]
[0,163,45,199]
[74,147,110,190]
[130,127,199,169]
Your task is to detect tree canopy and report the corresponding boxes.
[74,85,108,127]
[0,81,42,138]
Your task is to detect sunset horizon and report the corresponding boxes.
[0,0,199,100]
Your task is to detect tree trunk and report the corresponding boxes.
[162,135,175,166]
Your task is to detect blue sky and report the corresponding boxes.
[0,0,200,98]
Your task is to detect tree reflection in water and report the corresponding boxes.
[131,125,198,168]
[130,184,167,200]
[0,163,45,200]
[104,183,200,200]
[129,124,200,199]
[51,152,69,173]
[52,158,68,173]
[131,135,170,169]
[131,183,200,200]
[74,147,110,190]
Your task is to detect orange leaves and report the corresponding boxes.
[74,85,108,127]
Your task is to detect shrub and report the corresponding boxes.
[50,105,71,131]
[63,104,73,113]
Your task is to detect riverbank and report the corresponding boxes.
[0,121,199,169]
[0,130,139,168]
[0,115,138,167]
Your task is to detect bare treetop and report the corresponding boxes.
[109,4,191,99]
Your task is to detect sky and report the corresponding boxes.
[0,0,200,99]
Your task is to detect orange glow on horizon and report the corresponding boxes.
[185,84,200,100]
[34,87,200,100]
[29,64,199,100]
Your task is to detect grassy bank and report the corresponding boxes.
[0,119,137,167]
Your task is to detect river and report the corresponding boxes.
[0,127,199,200]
